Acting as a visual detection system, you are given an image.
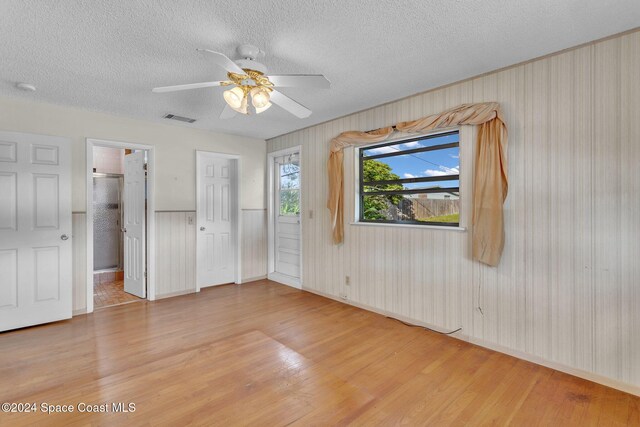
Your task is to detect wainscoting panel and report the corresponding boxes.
[71,210,267,311]
[267,30,640,392]
[155,211,197,298]
[154,210,267,296]
[72,213,87,314]
[241,209,268,281]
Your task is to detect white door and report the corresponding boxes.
[0,131,72,331]
[123,151,146,298]
[272,153,301,284]
[197,153,236,288]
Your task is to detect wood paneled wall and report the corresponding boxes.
[242,209,268,281]
[267,30,640,392]
[71,213,87,314]
[71,209,268,309]
[155,211,197,298]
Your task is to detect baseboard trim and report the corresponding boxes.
[155,289,196,300]
[466,336,640,397]
[242,275,267,283]
[268,272,301,289]
[72,308,87,316]
[301,286,640,397]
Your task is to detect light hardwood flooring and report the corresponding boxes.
[1,280,638,426]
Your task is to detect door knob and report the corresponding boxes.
[122,228,127,233]
[61,234,69,241]
[200,226,206,231]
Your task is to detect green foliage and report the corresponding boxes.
[422,213,460,223]
[280,189,300,214]
[279,166,300,215]
[362,160,403,220]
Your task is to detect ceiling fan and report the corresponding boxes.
[152,44,330,119]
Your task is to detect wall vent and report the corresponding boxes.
[163,114,196,123]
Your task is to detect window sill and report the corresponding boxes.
[350,221,467,232]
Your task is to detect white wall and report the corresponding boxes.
[0,96,268,311]
[92,146,124,175]
[267,30,640,394]
[0,96,266,211]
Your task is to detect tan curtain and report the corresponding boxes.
[327,127,394,244]
[327,102,508,267]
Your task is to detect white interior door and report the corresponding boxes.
[0,131,72,331]
[197,153,236,288]
[272,153,301,284]
[123,151,146,298]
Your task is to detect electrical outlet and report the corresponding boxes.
[187,216,193,225]
[309,210,314,219]
[339,293,348,300]
[345,275,350,286]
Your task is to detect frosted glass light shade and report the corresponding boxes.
[250,87,271,109]
[255,102,272,114]
[223,86,245,109]
[232,94,248,114]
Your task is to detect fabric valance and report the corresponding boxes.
[327,102,508,266]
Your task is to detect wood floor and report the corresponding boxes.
[94,279,143,309]
[1,280,638,426]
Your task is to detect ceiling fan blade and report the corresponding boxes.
[267,74,330,89]
[152,81,227,93]
[197,49,245,75]
[269,90,312,118]
[219,104,237,119]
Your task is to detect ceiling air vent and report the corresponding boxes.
[163,113,196,123]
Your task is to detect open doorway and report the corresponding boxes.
[91,146,146,308]
[86,139,156,313]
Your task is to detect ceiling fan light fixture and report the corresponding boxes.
[250,87,271,109]
[223,86,245,109]
[154,46,328,120]
[255,101,272,114]
[230,93,248,114]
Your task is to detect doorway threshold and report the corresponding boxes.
[94,279,145,309]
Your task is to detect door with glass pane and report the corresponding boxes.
[272,152,301,284]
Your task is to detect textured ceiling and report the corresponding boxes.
[1,1,639,140]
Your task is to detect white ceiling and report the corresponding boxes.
[1,1,638,140]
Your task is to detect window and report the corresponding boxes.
[358,130,460,226]
[278,154,300,215]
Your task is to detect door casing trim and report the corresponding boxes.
[195,150,242,291]
[267,146,303,289]
[85,138,156,313]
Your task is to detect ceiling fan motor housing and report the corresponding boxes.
[235,58,268,74]
[235,44,268,74]
[237,44,263,60]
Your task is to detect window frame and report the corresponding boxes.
[356,129,461,227]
